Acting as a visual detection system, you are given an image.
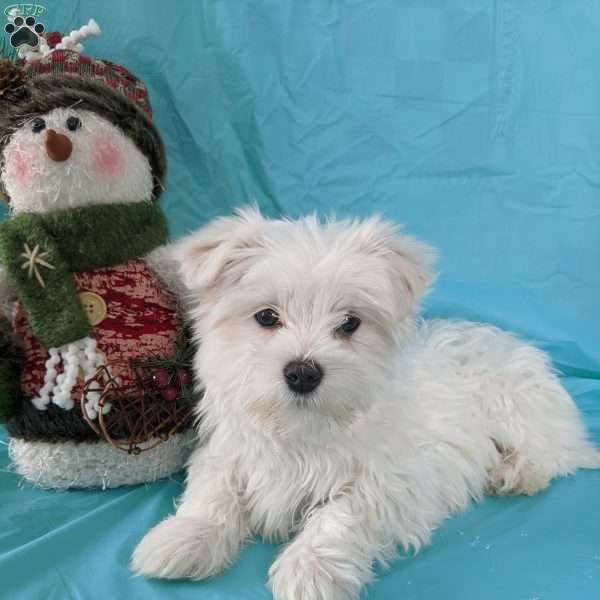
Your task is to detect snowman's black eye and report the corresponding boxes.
[66,116,81,131]
[31,118,46,133]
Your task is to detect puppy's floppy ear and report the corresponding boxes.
[354,217,437,316]
[173,206,266,293]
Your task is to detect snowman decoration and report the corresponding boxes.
[0,20,196,488]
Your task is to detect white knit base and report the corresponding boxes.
[8,430,197,490]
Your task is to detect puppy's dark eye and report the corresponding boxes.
[255,308,281,328]
[31,117,46,133]
[337,315,361,336]
[66,116,81,131]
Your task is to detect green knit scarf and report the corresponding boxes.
[0,202,168,349]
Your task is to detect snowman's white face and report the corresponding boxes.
[1,107,154,214]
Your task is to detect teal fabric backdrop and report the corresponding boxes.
[1,1,599,598]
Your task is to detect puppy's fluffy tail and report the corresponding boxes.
[576,446,600,470]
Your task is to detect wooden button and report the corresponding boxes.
[78,291,107,326]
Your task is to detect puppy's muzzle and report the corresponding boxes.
[283,360,323,395]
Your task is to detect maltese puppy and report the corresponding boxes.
[132,208,599,600]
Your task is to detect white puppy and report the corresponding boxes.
[132,208,600,600]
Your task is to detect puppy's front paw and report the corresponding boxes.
[268,547,360,600]
[131,515,232,580]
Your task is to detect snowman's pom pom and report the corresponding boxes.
[85,19,101,38]
[56,19,102,53]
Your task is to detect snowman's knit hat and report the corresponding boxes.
[26,30,153,116]
[0,23,166,200]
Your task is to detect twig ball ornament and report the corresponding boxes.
[152,368,171,388]
[161,386,179,403]
[178,370,193,386]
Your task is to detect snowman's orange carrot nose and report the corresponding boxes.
[45,129,72,162]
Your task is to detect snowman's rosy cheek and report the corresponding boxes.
[4,144,38,186]
[91,134,124,177]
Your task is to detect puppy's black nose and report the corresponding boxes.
[283,360,323,394]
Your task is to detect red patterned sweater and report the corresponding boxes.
[15,258,181,402]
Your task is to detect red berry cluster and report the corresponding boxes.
[151,367,194,402]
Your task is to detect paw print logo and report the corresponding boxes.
[4,16,45,49]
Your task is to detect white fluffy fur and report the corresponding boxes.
[2,108,153,213]
[132,209,600,600]
[143,246,190,307]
